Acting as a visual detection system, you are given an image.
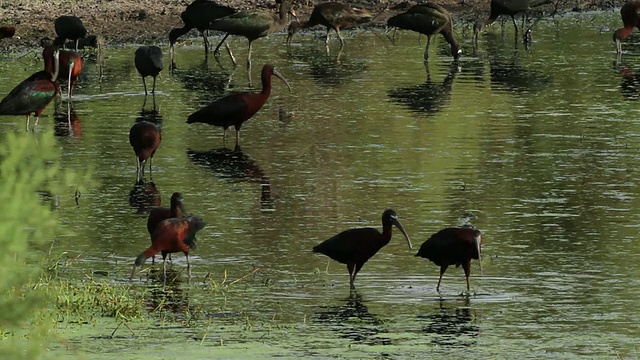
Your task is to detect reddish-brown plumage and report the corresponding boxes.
[186,64,291,143]
[416,227,482,293]
[147,192,186,264]
[129,121,162,182]
[130,216,206,280]
[614,1,640,53]
[0,25,15,40]
[43,46,83,99]
[313,209,413,290]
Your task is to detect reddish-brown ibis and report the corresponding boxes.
[0,48,60,130]
[313,209,413,290]
[186,64,291,143]
[43,46,82,99]
[416,227,482,293]
[53,15,87,50]
[286,2,372,51]
[0,25,15,40]
[169,0,237,63]
[473,0,552,44]
[614,1,640,53]
[387,3,461,61]
[135,45,163,95]
[129,121,162,182]
[147,192,186,264]
[208,0,295,69]
[130,216,206,280]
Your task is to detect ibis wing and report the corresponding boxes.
[210,11,274,37]
[387,4,450,33]
[0,72,56,116]
[187,93,249,126]
[313,228,382,264]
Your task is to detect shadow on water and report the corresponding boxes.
[54,102,82,137]
[419,298,479,348]
[287,46,368,87]
[314,292,390,345]
[129,179,161,214]
[171,57,233,103]
[187,144,273,210]
[387,62,459,115]
[137,95,162,125]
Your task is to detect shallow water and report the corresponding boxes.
[2,10,640,358]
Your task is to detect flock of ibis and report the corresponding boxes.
[0,0,638,294]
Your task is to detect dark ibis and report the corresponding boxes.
[473,0,552,45]
[186,64,291,143]
[0,48,60,130]
[614,1,640,53]
[147,192,186,264]
[286,2,372,52]
[208,0,295,69]
[0,25,15,40]
[168,0,237,63]
[53,15,87,50]
[129,121,162,182]
[312,209,413,290]
[130,216,206,280]
[387,3,461,61]
[134,45,163,95]
[416,227,482,293]
[43,46,82,99]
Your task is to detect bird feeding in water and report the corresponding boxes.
[147,192,187,264]
[386,3,461,61]
[415,227,482,293]
[43,45,83,100]
[134,45,163,95]
[186,64,291,144]
[313,209,413,290]
[613,0,640,54]
[129,121,162,182]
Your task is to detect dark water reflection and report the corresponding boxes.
[419,298,478,348]
[137,95,162,124]
[129,179,161,214]
[54,102,82,137]
[287,46,367,87]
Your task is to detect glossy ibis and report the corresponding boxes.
[614,1,640,53]
[473,0,552,45]
[387,3,461,61]
[0,48,60,130]
[147,192,186,264]
[286,2,372,52]
[53,15,87,50]
[186,64,291,143]
[208,0,295,69]
[129,121,162,182]
[130,216,206,280]
[43,46,82,100]
[169,0,237,63]
[134,46,163,95]
[313,209,413,290]
[0,25,15,40]
[416,227,482,293]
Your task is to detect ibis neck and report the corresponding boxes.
[260,72,272,96]
[442,27,459,58]
[380,224,393,246]
[170,199,183,218]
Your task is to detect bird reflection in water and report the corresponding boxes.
[129,179,161,214]
[618,66,640,101]
[54,102,82,137]
[387,62,459,115]
[287,46,367,87]
[419,298,479,347]
[314,292,390,345]
[137,95,162,125]
[144,272,190,312]
[187,144,273,210]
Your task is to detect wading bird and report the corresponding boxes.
[186,64,291,144]
[208,0,295,69]
[473,0,552,45]
[0,48,60,130]
[614,0,640,53]
[313,209,413,290]
[147,192,186,263]
[387,3,461,60]
[43,46,82,99]
[130,216,206,280]
[286,2,372,52]
[416,227,482,293]
[0,25,15,40]
[53,15,87,50]
[129,121,162,182]
[135,45,163,95]
[168,0,237,64]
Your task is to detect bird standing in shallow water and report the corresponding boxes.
[286,2,372,53]
[313,209,413,290]
[614,1,640,54]
[416,227,482,293]
[147,192,186,264]
[53,15,87,50]
[387,3,461,61]
[208,0,295,69]
[129,121,162,182]
[186,64,291,144]
[135,46,163,95]
[0,48,60,130]
[43,46,82,100]
[473,0,552,45]
[130,216,206,280]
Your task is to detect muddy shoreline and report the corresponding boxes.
[0,0,618,51]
